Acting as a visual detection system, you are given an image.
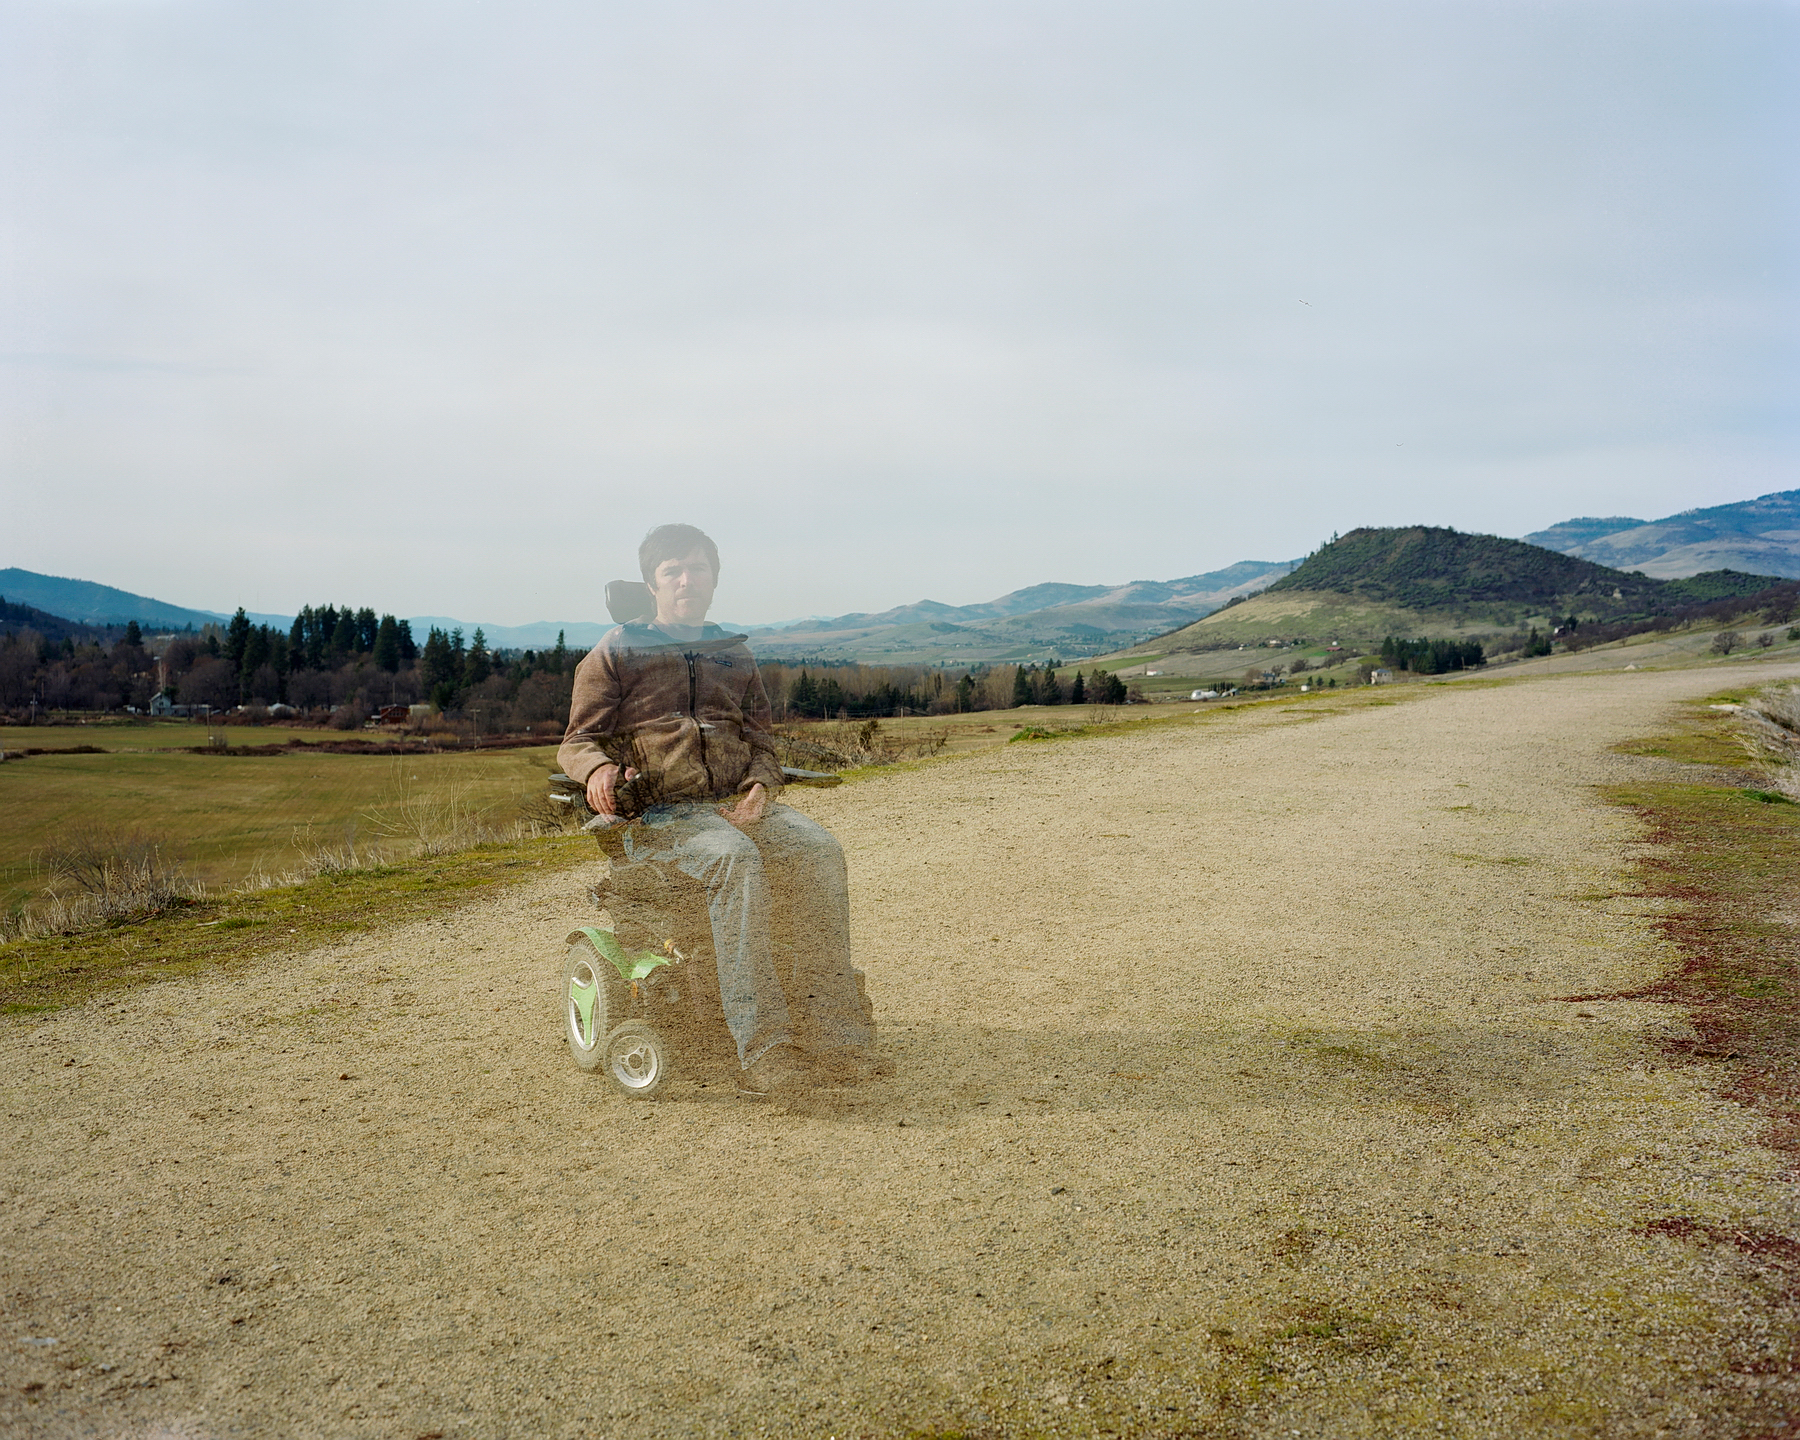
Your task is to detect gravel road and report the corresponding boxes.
[5,662,1799,1438]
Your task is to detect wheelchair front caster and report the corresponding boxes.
[604,1020,671,1099]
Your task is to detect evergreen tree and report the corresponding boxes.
[226,608,252,671]
[288,611,309,669]
[1012,665,1034,707]
[330,608,358,658]
[355,607,379,652]
[464,627,491,686]
[552,630,569,673]
[240,625,271,692]
[1070,671,1086,704]
[397,619,417,665]
[1089,669,1127,704]
[123,620,142,648]
[419,627,457,697]
[373,615,401,672]
[1039,667,1062,704]
[955,672,976,712]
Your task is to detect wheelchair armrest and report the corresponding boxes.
[780,766,842,788]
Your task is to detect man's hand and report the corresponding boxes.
[585,763,636,817]
[719,782,769,827]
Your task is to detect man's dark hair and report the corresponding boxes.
[639,524,720,584]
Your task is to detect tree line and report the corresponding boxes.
[1378,636,1487,674]
[0,600,591,733]
[4,595,1148,730]
[763,659,1130,719]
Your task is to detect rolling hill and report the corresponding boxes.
[6,559,1296,664]
[1263,527,1664,609]
[0,568,289,631]
[1524,489,1800,579]
[0,596,112,646]
[1113,526,1787,656]
[741,560,1297,663]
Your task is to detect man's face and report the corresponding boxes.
[650,549,717,625]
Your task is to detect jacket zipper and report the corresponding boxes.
[685,652,712,780]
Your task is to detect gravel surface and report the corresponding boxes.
[5,663,1800,1438]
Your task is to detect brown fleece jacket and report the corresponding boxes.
[557,622,784,801]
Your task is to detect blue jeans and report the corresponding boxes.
[623,802,873,1066]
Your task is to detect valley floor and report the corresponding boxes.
[4,661,1800,1437]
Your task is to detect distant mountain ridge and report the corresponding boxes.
[0,568,290,631]
[1524,489,1800,579]
[2,559,1297,666]
[744,560,1298,662]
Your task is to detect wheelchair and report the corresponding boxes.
[547,579,872,1100]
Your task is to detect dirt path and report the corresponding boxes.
[6,665,1800,1438]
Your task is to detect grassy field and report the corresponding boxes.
[0,741,565,912]
[0,830,596,1012]
[0,720,357,751]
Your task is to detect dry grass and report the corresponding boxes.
[2,760,582,944]
[0,743,565,912]
[773,718,951,770]
[1737,682,1800,799]
[2,823,204,942]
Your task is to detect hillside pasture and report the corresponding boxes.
[1122,587,1553,654]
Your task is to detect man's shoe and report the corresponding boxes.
[739,1042,806,1099]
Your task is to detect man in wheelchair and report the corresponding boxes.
[558,523,889,1095]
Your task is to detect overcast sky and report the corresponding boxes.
[3,0,1795,625]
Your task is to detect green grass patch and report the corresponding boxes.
[0,833,594,1013]
[1596,689,1800,1144]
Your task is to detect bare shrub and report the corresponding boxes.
[289,822,374,877]
[1739,684,1800,800]
[772,721,948,771]
[4,824,204,939]
[362,768,509,856]
[329,700,369,731]
[1712,630,1743,655]
[517,790,582,836]
[1749,684,1800,736]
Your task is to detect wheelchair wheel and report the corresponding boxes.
[604,1021,670,1099]
[564,931,629,1071]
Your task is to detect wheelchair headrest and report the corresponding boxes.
[604,580,656,624]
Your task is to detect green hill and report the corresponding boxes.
[1106,528,1787,658]
[1265,526,1661,609]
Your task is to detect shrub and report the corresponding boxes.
[1739,684,1800,801]
[1712,630,1743,655]
[3,825,203,939]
